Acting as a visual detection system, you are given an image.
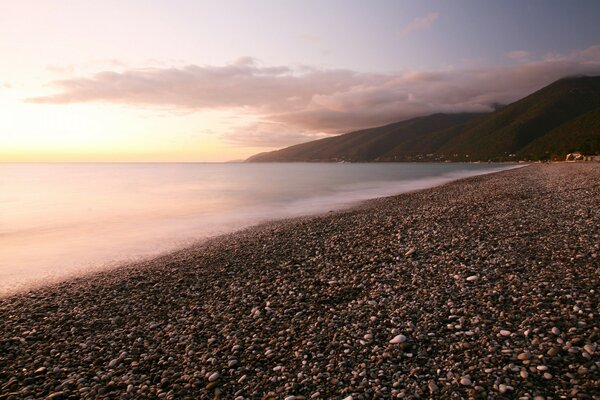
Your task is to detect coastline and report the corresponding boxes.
[0,162,521,296]
[1,163,598,399]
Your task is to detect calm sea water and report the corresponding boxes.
[0,162,518,294]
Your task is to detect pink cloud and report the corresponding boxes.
[221,121,328,147]
[508,50,530,61]
[400,12,439,38]
[27,45,600,147]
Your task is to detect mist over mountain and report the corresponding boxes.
[248,76,600,162]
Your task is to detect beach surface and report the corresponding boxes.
[1,163,598,399]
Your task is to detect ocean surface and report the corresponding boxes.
[0,162,519,294]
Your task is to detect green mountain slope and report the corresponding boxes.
[247,113,485,162]
[247,76,600,162]
[437,76,600,161]
[518,107,600,159]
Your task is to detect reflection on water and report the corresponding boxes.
[0,162,518,294]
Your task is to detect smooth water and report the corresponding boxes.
[0,162,518,294]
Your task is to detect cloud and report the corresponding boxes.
[27,45,600,147]
[508,50,530,61]
[221,121,328,147]
[400,12,439,38]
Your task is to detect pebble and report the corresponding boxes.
[389,334,407,344]
[466,275,478,282]
[428,381,439,393]
[0,164,598,399]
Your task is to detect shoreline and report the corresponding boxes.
[0,163,522,297]
[1,164,598,399]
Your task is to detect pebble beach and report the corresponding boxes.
[1,163,599,399]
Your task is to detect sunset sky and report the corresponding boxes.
[1,0,600,162]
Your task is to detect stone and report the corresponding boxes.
[428,381,439,393]
[583,344,595,354]
[389,334,407,344]
[208,372,220,382]
[466,275,478,282]
[460,376,472,386]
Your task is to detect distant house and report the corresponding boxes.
[566,152,584,161]
[565,152,600,162]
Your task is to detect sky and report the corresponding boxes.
[1,0,599,162]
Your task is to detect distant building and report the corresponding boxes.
[566,152,584,161]
[565,152,600,162]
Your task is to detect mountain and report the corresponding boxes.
[247,113,486,162]
[247,76,600,162]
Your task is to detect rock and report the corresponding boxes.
[517,352,531,360]
[583,344,595,354]
[551,327,560,335]
[389,334,407,344]
[108,359,119,368]
[284,396,296,400]
[543,372,552,379]
[208,372,220,382]
[34,367,47,374]
[499,329,511,337]
[460,376,472,386]
[466,275,478,282]
[228,359,238,368]
[364,333,373,341]
[428,381,438,393]
[404,248,416,257]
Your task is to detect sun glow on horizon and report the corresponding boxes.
[1,1,599,162]
[0,87,267,162]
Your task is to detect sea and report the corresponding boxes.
[0,162,519,294]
